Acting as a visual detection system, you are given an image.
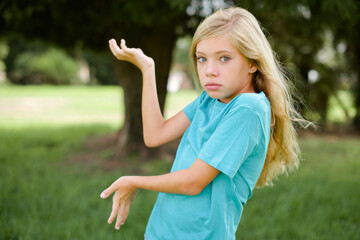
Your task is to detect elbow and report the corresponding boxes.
[144,140,157,148]
[185,186,203,196]
[182,179,205,196]
[143,136,160,148]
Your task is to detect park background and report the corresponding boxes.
[0,0,359,239]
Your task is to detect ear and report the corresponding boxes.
[248,62,258,73]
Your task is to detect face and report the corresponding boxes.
[195,35,256,103]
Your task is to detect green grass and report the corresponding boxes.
[237,138,360,239]
[0,85,197,127]
[1,86,359,239]
[0,125,159,239]
[0,85,124,127]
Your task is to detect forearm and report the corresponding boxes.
[140,66,166,147]
[100,158,220,229]
[108,39,189,147]
[126,169,200,196]
[108,39,167,147]
[125,158,220,196]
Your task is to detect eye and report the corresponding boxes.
[220,56,230,62]
[196,56,206,63]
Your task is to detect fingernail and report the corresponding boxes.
[115,225,120,230]
[100,192,106,198]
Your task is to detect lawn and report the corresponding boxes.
[0,86,359,239]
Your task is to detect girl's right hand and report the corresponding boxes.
[108,39,154,72]
[100,176,138,230]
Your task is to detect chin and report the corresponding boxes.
[206,91,220,99]
[205,90,224,99]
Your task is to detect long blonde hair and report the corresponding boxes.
[190,7,310,187]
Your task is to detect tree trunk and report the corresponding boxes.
[352,24,360,131]
[354,77,360,130]
[313,88,329,129]
[114,29,177,159]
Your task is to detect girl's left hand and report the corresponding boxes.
[108,39,154,72]
[100,176,137,230]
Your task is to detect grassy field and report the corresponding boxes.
[1,86,359,239]
[0,85,198,127]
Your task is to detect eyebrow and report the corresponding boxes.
[195,50,233,55]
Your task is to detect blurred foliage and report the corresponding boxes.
[83,51,117,85]
[0,0,195,155]
[238,0,360,128]
[0,37,9,72]
[0,0,192,50]
[4,35,80,85]
[4,35,117,85]
[13,48,79,85]
[1,0,359,129]
[171,36,196,87]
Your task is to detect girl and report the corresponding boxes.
[101,7,309,239]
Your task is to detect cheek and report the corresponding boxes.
[197,65,204,75]
[232,65,248,77]
[198,75,206,86]
[197,67,206,81]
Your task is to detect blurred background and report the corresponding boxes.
[0,0,359,239]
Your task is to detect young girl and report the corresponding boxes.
[101,7,308,239]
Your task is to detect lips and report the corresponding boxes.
[205,82,221,91]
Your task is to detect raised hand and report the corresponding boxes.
[108,39,154,71]
[100,177,138,230]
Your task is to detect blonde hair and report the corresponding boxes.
[190,7,311,187]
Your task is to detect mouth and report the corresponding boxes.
[205,82,221,91]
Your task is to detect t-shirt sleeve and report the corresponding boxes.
[197,107,262,178]
[183,91,205,122]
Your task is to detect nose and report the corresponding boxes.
[205,61,218,77]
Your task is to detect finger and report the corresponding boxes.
[115,203,129,229]
[108,38,118,49]
[108,38,116,45]
[108,194,120,224]
[120,39,127,51]
[100,188,111,199]
[123,204,130,223]
[100,183,116,199]
[120,39,137,55]
[108,40,124,58]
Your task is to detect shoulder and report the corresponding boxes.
[189,91,211,106]
[229,92,270,116]
[194,91,217,109]
[184,91,213,121]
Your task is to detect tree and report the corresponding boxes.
[2,0,359,160]
[1,0,194,157]
[231,0,360,129]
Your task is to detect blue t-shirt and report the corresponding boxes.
[145,91,271,240]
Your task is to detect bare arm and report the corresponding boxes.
[100,158,220,230]
[109,39,190,147]
[104,39,209,231]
